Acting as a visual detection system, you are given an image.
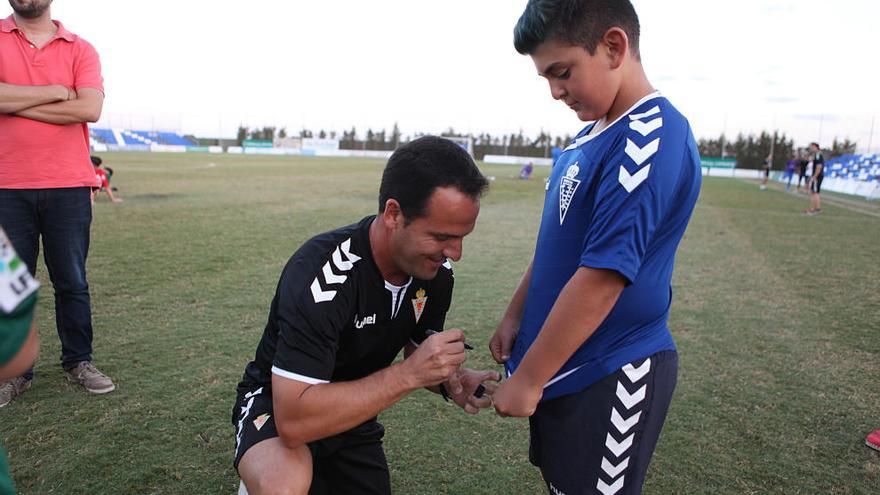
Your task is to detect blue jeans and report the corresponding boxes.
[0,188,94,378]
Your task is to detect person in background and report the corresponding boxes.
[0,0,115,407]
[805,142,824,215]
[797,152,808,193]
[783,154,798,191]
[760,154,771,190]
[90,156,121,203]
[519,161,535,180]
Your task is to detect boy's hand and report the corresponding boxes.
[489,317,518,364]
[446,368,501,414]
[493,374,542,417]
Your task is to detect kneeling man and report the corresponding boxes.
[233,136,499,495]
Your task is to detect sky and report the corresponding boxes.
[23,0,880,150]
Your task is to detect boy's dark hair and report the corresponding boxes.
[90,155,102,166]
[810,142,820,149]
[514,0,641,59]
[379,136,488,222]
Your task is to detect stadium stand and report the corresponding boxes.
[89,128,196,147]
[777,153,880,199]
[90,128,118,145]
[823,154,880,183]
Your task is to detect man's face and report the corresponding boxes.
[388,186,480,281]
[530,38,620,122]
[9,0,52,19]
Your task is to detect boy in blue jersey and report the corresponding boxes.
[490,1,701,494]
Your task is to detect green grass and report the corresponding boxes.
[1,153,878,494]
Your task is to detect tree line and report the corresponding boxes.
[234,124,859,168]
[698,132,857,169]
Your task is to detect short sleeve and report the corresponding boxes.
[270,261,352,384]
[73,40,104,93]
[580,130,680,284]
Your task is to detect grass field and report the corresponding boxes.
[2,152,878,494]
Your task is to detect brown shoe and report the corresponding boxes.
[65,362,116,394]
[0,377,32,408]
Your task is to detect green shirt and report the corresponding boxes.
[2,223,41,495]
[0,444,13,495]
[0,294,34,364]
[0,294,37,495]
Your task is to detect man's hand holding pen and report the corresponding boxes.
[418,329,501,413]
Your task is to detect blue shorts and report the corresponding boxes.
[529,351,678,495]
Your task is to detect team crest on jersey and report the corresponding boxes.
[411,288,427,323]
[559,163,581,225]
[253,413,270,431]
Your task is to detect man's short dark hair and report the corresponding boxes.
[514,0,641,58]
[379,136,488,221]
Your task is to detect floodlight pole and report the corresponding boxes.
[769,115,777,164]
[720,114,727,159]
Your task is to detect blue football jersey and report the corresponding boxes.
[506,93,701,401]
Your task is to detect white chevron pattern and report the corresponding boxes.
[595,359,654,495]
[322,261,346,285]
[629,117,663,137]
[311,238,360,303]
[616,381,647,409]
[622,358,651,383]
[331,238,361,271]
[605,432,634,458]
[618,164,651,193]
[310,279,336,303]
[624,138,659,166]
[597,476,624,495]
[611,407,642,435]
[601,456,630,479]
[628,105,660,121]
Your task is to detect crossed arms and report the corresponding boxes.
[0,82,103,124]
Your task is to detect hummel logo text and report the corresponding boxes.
[354,313,377,329]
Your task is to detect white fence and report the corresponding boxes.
[774,173,880,200]
[483,155,553,166]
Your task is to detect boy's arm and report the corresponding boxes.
[103,187,122,203]
[14,87,103,124]
[489,259,533,363]
[493,266,625,417]
[271,330,466,447]
[0,82,71,114]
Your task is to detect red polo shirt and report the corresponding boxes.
[0,16,104,189]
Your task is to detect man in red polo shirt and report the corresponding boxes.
[0,0,115,407]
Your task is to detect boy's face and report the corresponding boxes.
[530,39,620,122]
